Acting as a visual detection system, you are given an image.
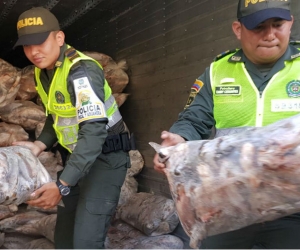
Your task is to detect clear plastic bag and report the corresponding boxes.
[150,113,300,248]
[0,146,52,205]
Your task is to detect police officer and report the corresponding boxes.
[154,0,300,248]
[13,7,130,249]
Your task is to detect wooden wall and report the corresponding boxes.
[72,0,300,197]
[116,0,239,197]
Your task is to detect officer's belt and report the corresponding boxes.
[102,133,135,154]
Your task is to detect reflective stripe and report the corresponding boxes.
[63,141,77,152]
[52,114,78,152]
[106,109,122,129]
[53,109,122,151]
[105,95,122,128]
[104,95,115,110]
[215,126,253,138]
[55,116,78,127]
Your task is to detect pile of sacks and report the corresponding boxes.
[0,52,130,144]
[0,55,184,249]
[0,146,183,249]
[82,51,130,108]
[107,192,183,249]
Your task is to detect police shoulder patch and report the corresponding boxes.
[214,49,239,62]
[191,79,204,93]
[74,76,107,124]
[184,79,204,109]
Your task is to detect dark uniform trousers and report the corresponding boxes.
[54,150,129,249]
[200,213,300,249]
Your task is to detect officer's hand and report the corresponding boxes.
[12,140,46,157]
[153,131,185,174]
[26,182,62,210]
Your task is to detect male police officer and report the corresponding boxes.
[13,7,130,249]
[154,0,300,248]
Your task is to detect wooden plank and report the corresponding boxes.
[114,0,236,58]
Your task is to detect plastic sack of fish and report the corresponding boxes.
[150,113,300,249]
[0,146,52,205]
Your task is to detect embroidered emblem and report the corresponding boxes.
[74,77,107,123]
[286,80,300,98]
[79,91,92,106]
[191,80,203,92]
[184,79,204,109]
[55,61,62,67]
[55,91,65,104]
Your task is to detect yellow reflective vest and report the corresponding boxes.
[35,47,121,152]
[211,53,300,130]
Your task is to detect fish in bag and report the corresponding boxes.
[0,146,52,205]
[150,113,300,248]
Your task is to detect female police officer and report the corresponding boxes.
[13,7,130,249]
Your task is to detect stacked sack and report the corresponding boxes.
[0,56,184,249]
[82,51,130,108]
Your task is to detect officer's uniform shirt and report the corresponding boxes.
[37,43,112,186]
[169,44,300,141]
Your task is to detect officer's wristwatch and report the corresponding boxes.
[56,179,71,196]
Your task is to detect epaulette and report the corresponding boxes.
[290,40,300,50]
[65,47,80,62]
[213,48,239,62]
[290,40,300,46]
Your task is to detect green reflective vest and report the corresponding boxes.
[211,54,300,130]
[35,47,121,152]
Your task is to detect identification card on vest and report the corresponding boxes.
[272,99,300,112]
[73,77,107,123]
[215,85,241,95]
